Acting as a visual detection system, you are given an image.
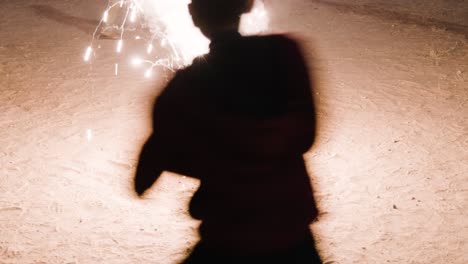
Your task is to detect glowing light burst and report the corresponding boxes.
[83,0,269,77]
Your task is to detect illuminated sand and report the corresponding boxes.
[1,0,467,263]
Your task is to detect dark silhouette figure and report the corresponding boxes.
[134,0,323,263]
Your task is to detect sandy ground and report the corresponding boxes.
[1,0,467,263]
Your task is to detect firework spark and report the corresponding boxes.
[86,129,93,142]
[84,0,269,77]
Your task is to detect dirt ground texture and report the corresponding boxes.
[1,0,467,263]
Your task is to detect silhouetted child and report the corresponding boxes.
[134,0,323,263]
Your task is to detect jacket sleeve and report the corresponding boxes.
[134,135,164,195]
[134,72,188,195]
[135,70,209,180]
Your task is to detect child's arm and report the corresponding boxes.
[134,135,164,196]
[134,69,202,195]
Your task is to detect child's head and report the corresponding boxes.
[189,0,254,37]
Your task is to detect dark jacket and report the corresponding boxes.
[136,32,319,252]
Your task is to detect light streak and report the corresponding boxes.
[116,39,123,53]
[147,43,153,54]
[115,63,119,76]
[83,0,269,77]
[130,6,137,22]
[84,46,92,62]
[103,10,109,23]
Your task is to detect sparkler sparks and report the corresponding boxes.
[103,10,109,23]
[83,46,92,62]
[116,39,123,53]
[147,43,153,54]
[83,0,269,77]
[86,129,93,142]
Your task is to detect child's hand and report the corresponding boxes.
[133,135,164,198]
[134,173,153,197]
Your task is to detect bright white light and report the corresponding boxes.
[141,0,210,65]
[84,0,269,77]
[144,68,152,78]
[132,57,143,65]
[103,10,109,23]
[130,8,137,22]
[147,44,153,54]
[84,46,92,61]
[116,39,123,53]
[240,0,269,35]
[115,63,119,75]
[86,129,93,142]
[141,0,269,64]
